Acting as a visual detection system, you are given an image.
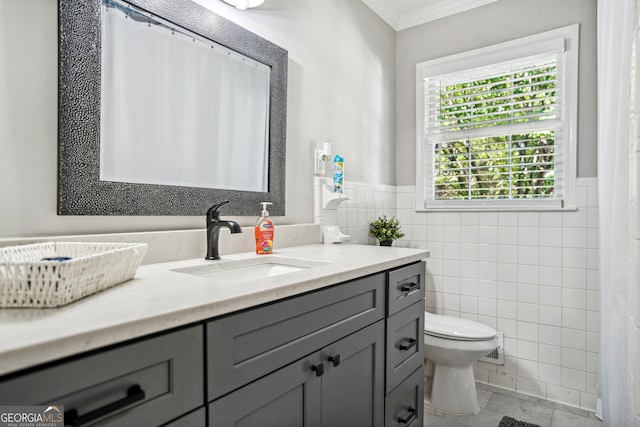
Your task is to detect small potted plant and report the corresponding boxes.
[369,215,405,246]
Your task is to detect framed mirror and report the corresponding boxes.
[58,0,287,216]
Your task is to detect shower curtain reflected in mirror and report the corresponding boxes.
[100,0,270,192]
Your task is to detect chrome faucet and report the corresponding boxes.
[205,200,242,260]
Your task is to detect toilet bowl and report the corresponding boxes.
[423,311,498,415]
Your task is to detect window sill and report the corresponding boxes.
[416,205,578,213]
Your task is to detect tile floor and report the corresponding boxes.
[423,383,603,427]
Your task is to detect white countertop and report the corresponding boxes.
[0,244,429,376]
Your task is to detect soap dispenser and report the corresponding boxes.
[255,202,274,254]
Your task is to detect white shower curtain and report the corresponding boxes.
[597,0,634,425]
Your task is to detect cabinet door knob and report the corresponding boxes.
[64,384,145,426]
[399,338,417,351]
[311,363,325,377]
[398,406,417,424]
[328,354,341,367]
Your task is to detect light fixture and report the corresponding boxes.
[221,0,265,10]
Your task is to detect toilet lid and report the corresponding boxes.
[424,312,497,341]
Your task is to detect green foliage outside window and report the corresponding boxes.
[433,65,557,201]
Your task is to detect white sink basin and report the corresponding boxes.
[172,256,332,282]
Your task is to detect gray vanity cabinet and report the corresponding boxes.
[0,260,427,427]
[209,321,385,427]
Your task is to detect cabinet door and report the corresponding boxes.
[208,352,322,427]
[321,321,385,427]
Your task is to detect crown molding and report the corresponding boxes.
[363,0,499,31]
[361,0,400,30]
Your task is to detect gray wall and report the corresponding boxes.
[0,0,395,238]
[395,0,598,185]
[0,0,597,239]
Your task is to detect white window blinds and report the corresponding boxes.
[416,25,580,211]
[424,51,564,208]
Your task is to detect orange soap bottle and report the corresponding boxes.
[255,202,274,255]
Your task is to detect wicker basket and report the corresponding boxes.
[0,242,148,308]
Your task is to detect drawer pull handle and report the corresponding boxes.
[311,363,325,377]
[64,384,145,426]
[399,338,417,351]
[400,282,420,293]
[328,354,341,367]
[398,406,417,424]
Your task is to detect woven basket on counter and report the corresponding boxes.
[0,242,148,308]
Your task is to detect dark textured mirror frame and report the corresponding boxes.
[58,0,287,216]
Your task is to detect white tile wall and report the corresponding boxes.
[314,177,600,412]
[395,177,600,412]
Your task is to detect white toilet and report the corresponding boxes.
[423,311,498,415]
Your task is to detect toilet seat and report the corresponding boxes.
[424,312,496,341]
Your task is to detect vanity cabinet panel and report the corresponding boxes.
[385,301,426,394]
[384,367,424,427]
[206,273,385,400]
[163,408,206,427]
[321,320,385,427]
[208,351,322,427]
[209,321,384,427]
[0,326,203,427]
[387,262,425,316]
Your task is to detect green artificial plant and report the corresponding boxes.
[369,215,405,245]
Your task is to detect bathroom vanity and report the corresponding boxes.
[0,244,428,426]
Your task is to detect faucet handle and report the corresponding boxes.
[207,200,230,220]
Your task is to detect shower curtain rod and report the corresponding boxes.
[101,0,271,70]
[102,0,184,36]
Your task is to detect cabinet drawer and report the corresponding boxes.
[387,262,425,316]
[0,326,204,427]
[207,273,386,400]
[384,366,424,427]
[386,300,425,393]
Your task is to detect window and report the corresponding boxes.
[416,25,579,211]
